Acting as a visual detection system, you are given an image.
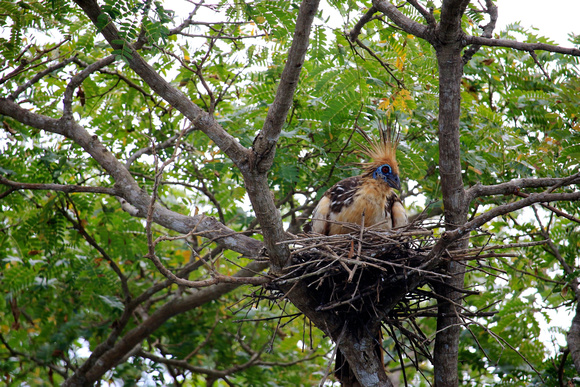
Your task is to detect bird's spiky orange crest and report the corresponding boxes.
[356,124,400,177]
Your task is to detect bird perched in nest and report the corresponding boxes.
[304,125,408,386]
[306,126,407,236]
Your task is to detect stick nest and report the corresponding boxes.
[271,222,446,323]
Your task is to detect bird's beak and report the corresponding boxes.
[387,174,401,191]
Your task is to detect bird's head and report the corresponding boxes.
[372,163,401,190]
[357,124,402,191]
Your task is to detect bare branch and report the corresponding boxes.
[0,37,71,85]
[0,176,119,196]
[372,0,430,41]
[421,190,580,269]
[179,32,266,40]
[125,124,195,168]
[168,2,205,35]
[464,35,580,56]
[145,250,271,287]
[251,0,321,171]
[516,191,580,224]
[465,173,580,201]
[528,50,552,81]
[10,57,77,101]
[351,38,404,88]
[407,0,436,27]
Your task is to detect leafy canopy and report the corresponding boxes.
[0,0,579,385]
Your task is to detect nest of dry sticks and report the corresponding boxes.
[259,219,512,366]
[271,221,448,323]
[251,218,547,377]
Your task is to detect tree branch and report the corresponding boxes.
[63,55,117,117]
[372,0,430,41]
[250,0,321,172]
[145,249,271,287]
[420,190,580,269]
[241,0,320,272]
[531,208,580,374]
[63,259,268,386]
[516,192,580,224]
[348,6,378,42]
[0,37,71,85]
[10,57,77,101]
[56,198,132,302]
[72,0,251,170]
[351,37,405,88]
[0,176,119,196]
[407,0,436,27]
[0,98,264,258]
[462,0,498,63]
[437,0,471,43]
[464,35,580,56]
[465,173,580,201]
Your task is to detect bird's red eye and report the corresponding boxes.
[381,165,391,174]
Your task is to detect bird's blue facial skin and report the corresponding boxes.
[373,164,401,190]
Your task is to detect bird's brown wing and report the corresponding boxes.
[385,192,408,229]
[308,176,362,235]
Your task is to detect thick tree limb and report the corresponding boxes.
[251,0,320,173]
[436,0,471,43]
[0,98,264,258]
[240,0,320,272]
[337,334,394,387]
[570,304,580,372]
[431,3,472,386]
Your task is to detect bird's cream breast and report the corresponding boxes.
[328,179,392,233]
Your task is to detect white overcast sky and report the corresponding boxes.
[491,0,579,45]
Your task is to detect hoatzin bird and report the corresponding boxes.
[305,126,407,386]
[308,127,407,235]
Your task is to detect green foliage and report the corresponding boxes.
[0,0,579,385]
